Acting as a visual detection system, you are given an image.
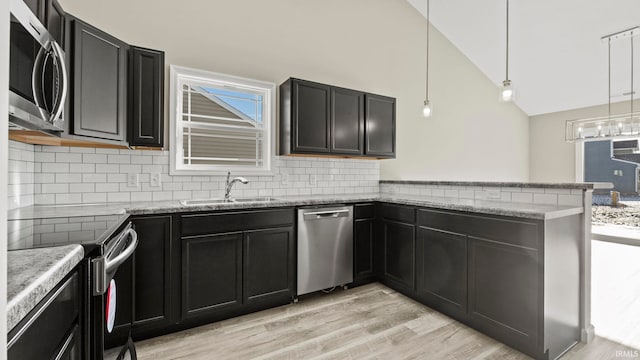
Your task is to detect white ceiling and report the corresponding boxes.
[406,0,640,116]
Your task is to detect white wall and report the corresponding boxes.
[530,100,640,182]
[58,0,530,183]
[1,0,10,356]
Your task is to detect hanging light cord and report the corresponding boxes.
[631,30,634,118]
[425,0,430,100]
[608,37,611,125]
[505,0,510,81]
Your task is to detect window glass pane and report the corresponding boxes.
[172,67,272,174]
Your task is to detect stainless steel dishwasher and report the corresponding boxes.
[297,205,353,296]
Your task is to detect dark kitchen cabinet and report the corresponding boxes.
[69,18,127,141]
[182,232,243,319]
[283,79,331,154]
[243,227,295,305]
[467,236,539,356]
[128,46,165,148]
[365,94,396,158]
[129,215,176,338]
[180,208,295,324]
[416,226,467,320]
[354,203,376,283]
[331,87,364,155]
[379,204,416,294]
[280,78,394,158]
[45,0,65,45]
[8,270,80,360]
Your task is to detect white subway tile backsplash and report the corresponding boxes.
[533,193,558,205]
[511,192,534,203]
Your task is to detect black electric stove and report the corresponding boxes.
[8,213,138,360]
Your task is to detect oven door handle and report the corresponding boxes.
[93,227,138,296]
[105,228,138,274]
[48,41,68,124]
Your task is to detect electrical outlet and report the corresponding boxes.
[310,175,317,186]
[487,189,501,199]
[150,173,161,187]
[281,173,289,185]
[127,173,139,187]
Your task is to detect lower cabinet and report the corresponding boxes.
[129,215,176,339]
[354,203,376,283]
[180,208,296,325]
[243,227,295,304]
[416,227,467,320]
[467,236,540,355]
[8,271,80,360]
[378,203,416,294]
[182,233,243,319]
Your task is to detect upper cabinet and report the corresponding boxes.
[60,15,165,147]
[365,94,396,157]
[280,78,395,158]
[23,0,65,45]
[67,17,128,142]
[128,47,165,147]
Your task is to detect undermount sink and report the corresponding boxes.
[232,197,279,202]
[180,197,279,206]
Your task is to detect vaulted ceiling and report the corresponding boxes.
[406,0,640,116]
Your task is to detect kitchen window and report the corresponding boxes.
[169,65,275,175]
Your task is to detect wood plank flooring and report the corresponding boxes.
[136,283,639,360]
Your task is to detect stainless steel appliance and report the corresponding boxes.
[7,214,138,360]
[9,0,68,133]
[297,205,353,296]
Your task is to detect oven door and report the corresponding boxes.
[9,0,68,133]
[91,223,138,360]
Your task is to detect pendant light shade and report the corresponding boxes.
[500,0,514,102]
[423,0,432,117]
[423,100,432,117]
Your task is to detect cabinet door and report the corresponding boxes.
[128,47,164,147]
[182,233,243,319]
[72,19,127,141]
[292,80,331,153]
[45,0,65,46]
[365,94,395,158]
[417,227,467,319]
[243,227,295,304]
[130,216,175,335]
[331,87,364,155]
[23,0,44,21]
[468,236,539,353]
[354,218,375,282]
[382,219,415,292]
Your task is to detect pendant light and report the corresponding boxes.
[500,0,514,102]
[422,0,433,117]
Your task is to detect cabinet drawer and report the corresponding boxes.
[8,272,79,360]
[379,203,414,224]
[417,208,539,249]
[355,203,375,219]
[181,208,295,236]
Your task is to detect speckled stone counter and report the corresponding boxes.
[7,245,84,331]
[379,180,613,190]
[9,193,583,220]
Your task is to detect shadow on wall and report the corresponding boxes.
[585,140,639,195]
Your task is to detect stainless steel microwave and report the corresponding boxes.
[9,0,68,133]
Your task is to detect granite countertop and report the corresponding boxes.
[9,192,583,220]
[7,245,84,331]
[379,180,614,190]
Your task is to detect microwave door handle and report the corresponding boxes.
[49,41,68,123]
[31,43,49,121]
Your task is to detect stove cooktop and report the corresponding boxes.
[7,214,129,251]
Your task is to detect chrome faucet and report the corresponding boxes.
[224,172,249,201]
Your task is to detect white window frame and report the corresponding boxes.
[169,65,275,175]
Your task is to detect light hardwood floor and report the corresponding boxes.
[136,283,638,360]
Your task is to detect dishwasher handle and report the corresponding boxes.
[303,209,350,220]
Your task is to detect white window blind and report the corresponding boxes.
[170,66,275,175]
